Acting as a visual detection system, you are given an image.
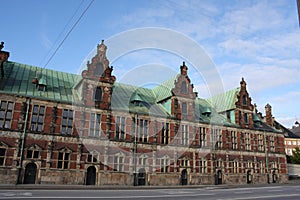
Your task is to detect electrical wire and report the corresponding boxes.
[39,0,85,67]
[43,0,94,69]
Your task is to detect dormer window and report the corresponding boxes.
[94,87,102,102]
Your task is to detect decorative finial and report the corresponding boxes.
[101,39,104,44]
[0,42,4,51]
[183,61,185,66]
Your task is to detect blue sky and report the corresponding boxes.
[2,0,300,128]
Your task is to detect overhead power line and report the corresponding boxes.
[39,0,85,67]
[43,0,94,69]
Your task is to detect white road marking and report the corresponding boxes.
[234,191,253,194]
[217,193,300,200]
[0,193,215,199]
[267,189,282,192]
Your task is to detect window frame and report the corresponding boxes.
[62,109,74,135]
[0,101,14,129]
[115,116,126,141]
[57,151,71,169]
[90,113,101,137]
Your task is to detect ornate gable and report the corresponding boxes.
[235,78,254,110]
[81,40,116,83]
[171,62,197,99]
[171,62,197,121]
[235,78,254,128]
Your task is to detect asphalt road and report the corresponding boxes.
[1,185,300,200]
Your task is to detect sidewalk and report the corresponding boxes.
[1,180,299,190]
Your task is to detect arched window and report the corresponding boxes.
[181,81,187,93]
[94,87,102,101]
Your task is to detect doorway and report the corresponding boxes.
[181,169,188,185]
[138,168,146,186]
[23,163,37,184]
[217,170,222,185]
[247,170,252,184]
[86,166,96,185]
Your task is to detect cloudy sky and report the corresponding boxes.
[2,0,300,127]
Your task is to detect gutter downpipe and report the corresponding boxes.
[264,130,270,184]
[17,98,30,184]
[133,113,138,186]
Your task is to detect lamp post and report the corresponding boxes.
[133,113,138,186]
[264,131,270,184]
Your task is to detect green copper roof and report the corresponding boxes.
[206,87,240,112]
[152,75,179,102]
[0,61,79,103]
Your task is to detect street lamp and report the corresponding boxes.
[133,113,138,186]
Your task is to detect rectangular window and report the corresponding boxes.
[258,134,264,151]
[113,155,124,172]
[57,152,70,169]
[138,119,148,143]
[161,122,170,144]
[90,113,101,137]
[26,149,39,159]
[181,125,189,146]
[199,160,207,173]
[181,102,187,115]
[244,113,249,124]
[260,162,265,173]
[0,101,13,129]
[181,159,189,167]
[199,127,206,147]
[160,157,169,173]
[116,116,126,141]
[87,153,98,163]
[138,156,147,166]
[231,131,238,150]
[233,161,239,174]
[0,147,6,166]
[245,133,251,151]
[270,136,275,152]
[62,109,73,135]
[30,105,45,132]
[213,129,222,149]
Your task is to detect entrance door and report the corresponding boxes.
[181,169,188,185]
[272,171,277,183]
[23,163,37,184]
[217,170,222,185]
[86,166,96,185]
[247,170,252,184]
[138,168,146,186]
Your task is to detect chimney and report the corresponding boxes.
[265,103,273,126]
[0,41,10,79]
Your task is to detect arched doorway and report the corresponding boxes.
[86,166,96,185]
[272,171,277,183]
[138,168,146,186]
[23,163,37,184]
[181,169,188,185]
[247,170,252,184]
[216,170,222,185]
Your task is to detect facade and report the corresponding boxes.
[285,123,300,156]
[0,41,288,186]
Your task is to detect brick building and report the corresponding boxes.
[0,41,288,186]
